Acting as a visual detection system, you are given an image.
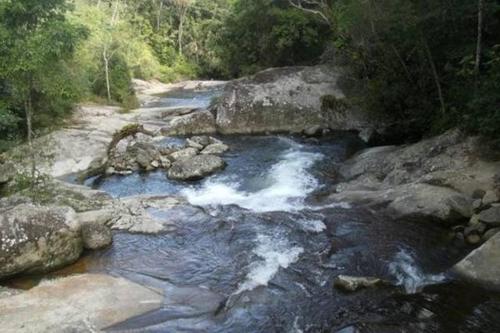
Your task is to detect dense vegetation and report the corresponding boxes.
[0,0,499,151]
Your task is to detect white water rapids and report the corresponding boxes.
[182,146,323,213]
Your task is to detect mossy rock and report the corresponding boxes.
[321,95,349,114]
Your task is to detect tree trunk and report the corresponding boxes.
[157,0,163,31]
[178,6,187,56]
[24,88,36,187]
[111,0,120,24]
[475,0,484,85]
[103,48,112,102]
[422,38,446,116]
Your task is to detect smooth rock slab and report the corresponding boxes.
[168,155,226,181]
[454,233,500,289]
[0,274,163,332]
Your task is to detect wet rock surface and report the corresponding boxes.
[0,274,163,332]
[168,154,227,180]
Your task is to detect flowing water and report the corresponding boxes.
[15,89,500,332]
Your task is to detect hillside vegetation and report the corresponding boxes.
[0,0,499,151]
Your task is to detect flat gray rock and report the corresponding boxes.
[478,206,500,226]
[0,274,163,332]
[168,155,226,181]
[454,233,500,289]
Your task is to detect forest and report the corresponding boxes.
[0,0,499,151]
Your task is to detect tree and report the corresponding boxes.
[288,0,333,26]
[0,0,86,180]
[169,0,192,56]
[475,0,485,86]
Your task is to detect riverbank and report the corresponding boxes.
[0,66,499,332]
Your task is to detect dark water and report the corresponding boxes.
[145,87,224,109]
[79,133,500,332]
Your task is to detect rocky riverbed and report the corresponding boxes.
[0,66,500,332]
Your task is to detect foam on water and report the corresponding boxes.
[182,148,323,213]
[235,235,304,294]
[389,249,446,294]
[298,219,327,233]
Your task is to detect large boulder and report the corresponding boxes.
[0,204,83,279]
[331,183,472,224]
[453,233,500,289]
[329,130,499,225]
[214,65,379,139]
[0,273,163,332]
[387,184,473,223]
[478,206,500,227]
[168,155,226,181]
[161,109,216,136]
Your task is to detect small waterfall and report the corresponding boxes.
[389,249,446,294]
[182,145,323,213]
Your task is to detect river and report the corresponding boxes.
[22,88,500,331]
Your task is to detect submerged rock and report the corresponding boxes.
[334,275,387,292]
[0,274,163,332]
[0,204,83,279]
[168,155,226,181]
[454,233,500,289]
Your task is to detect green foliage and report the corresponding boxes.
[461,45,500,138]
[70,2,161,104]
[218,0,330,77]
[0,0,87,151]
[329,0,500,140]
[92,55,136,106]
[160,56,199,82]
